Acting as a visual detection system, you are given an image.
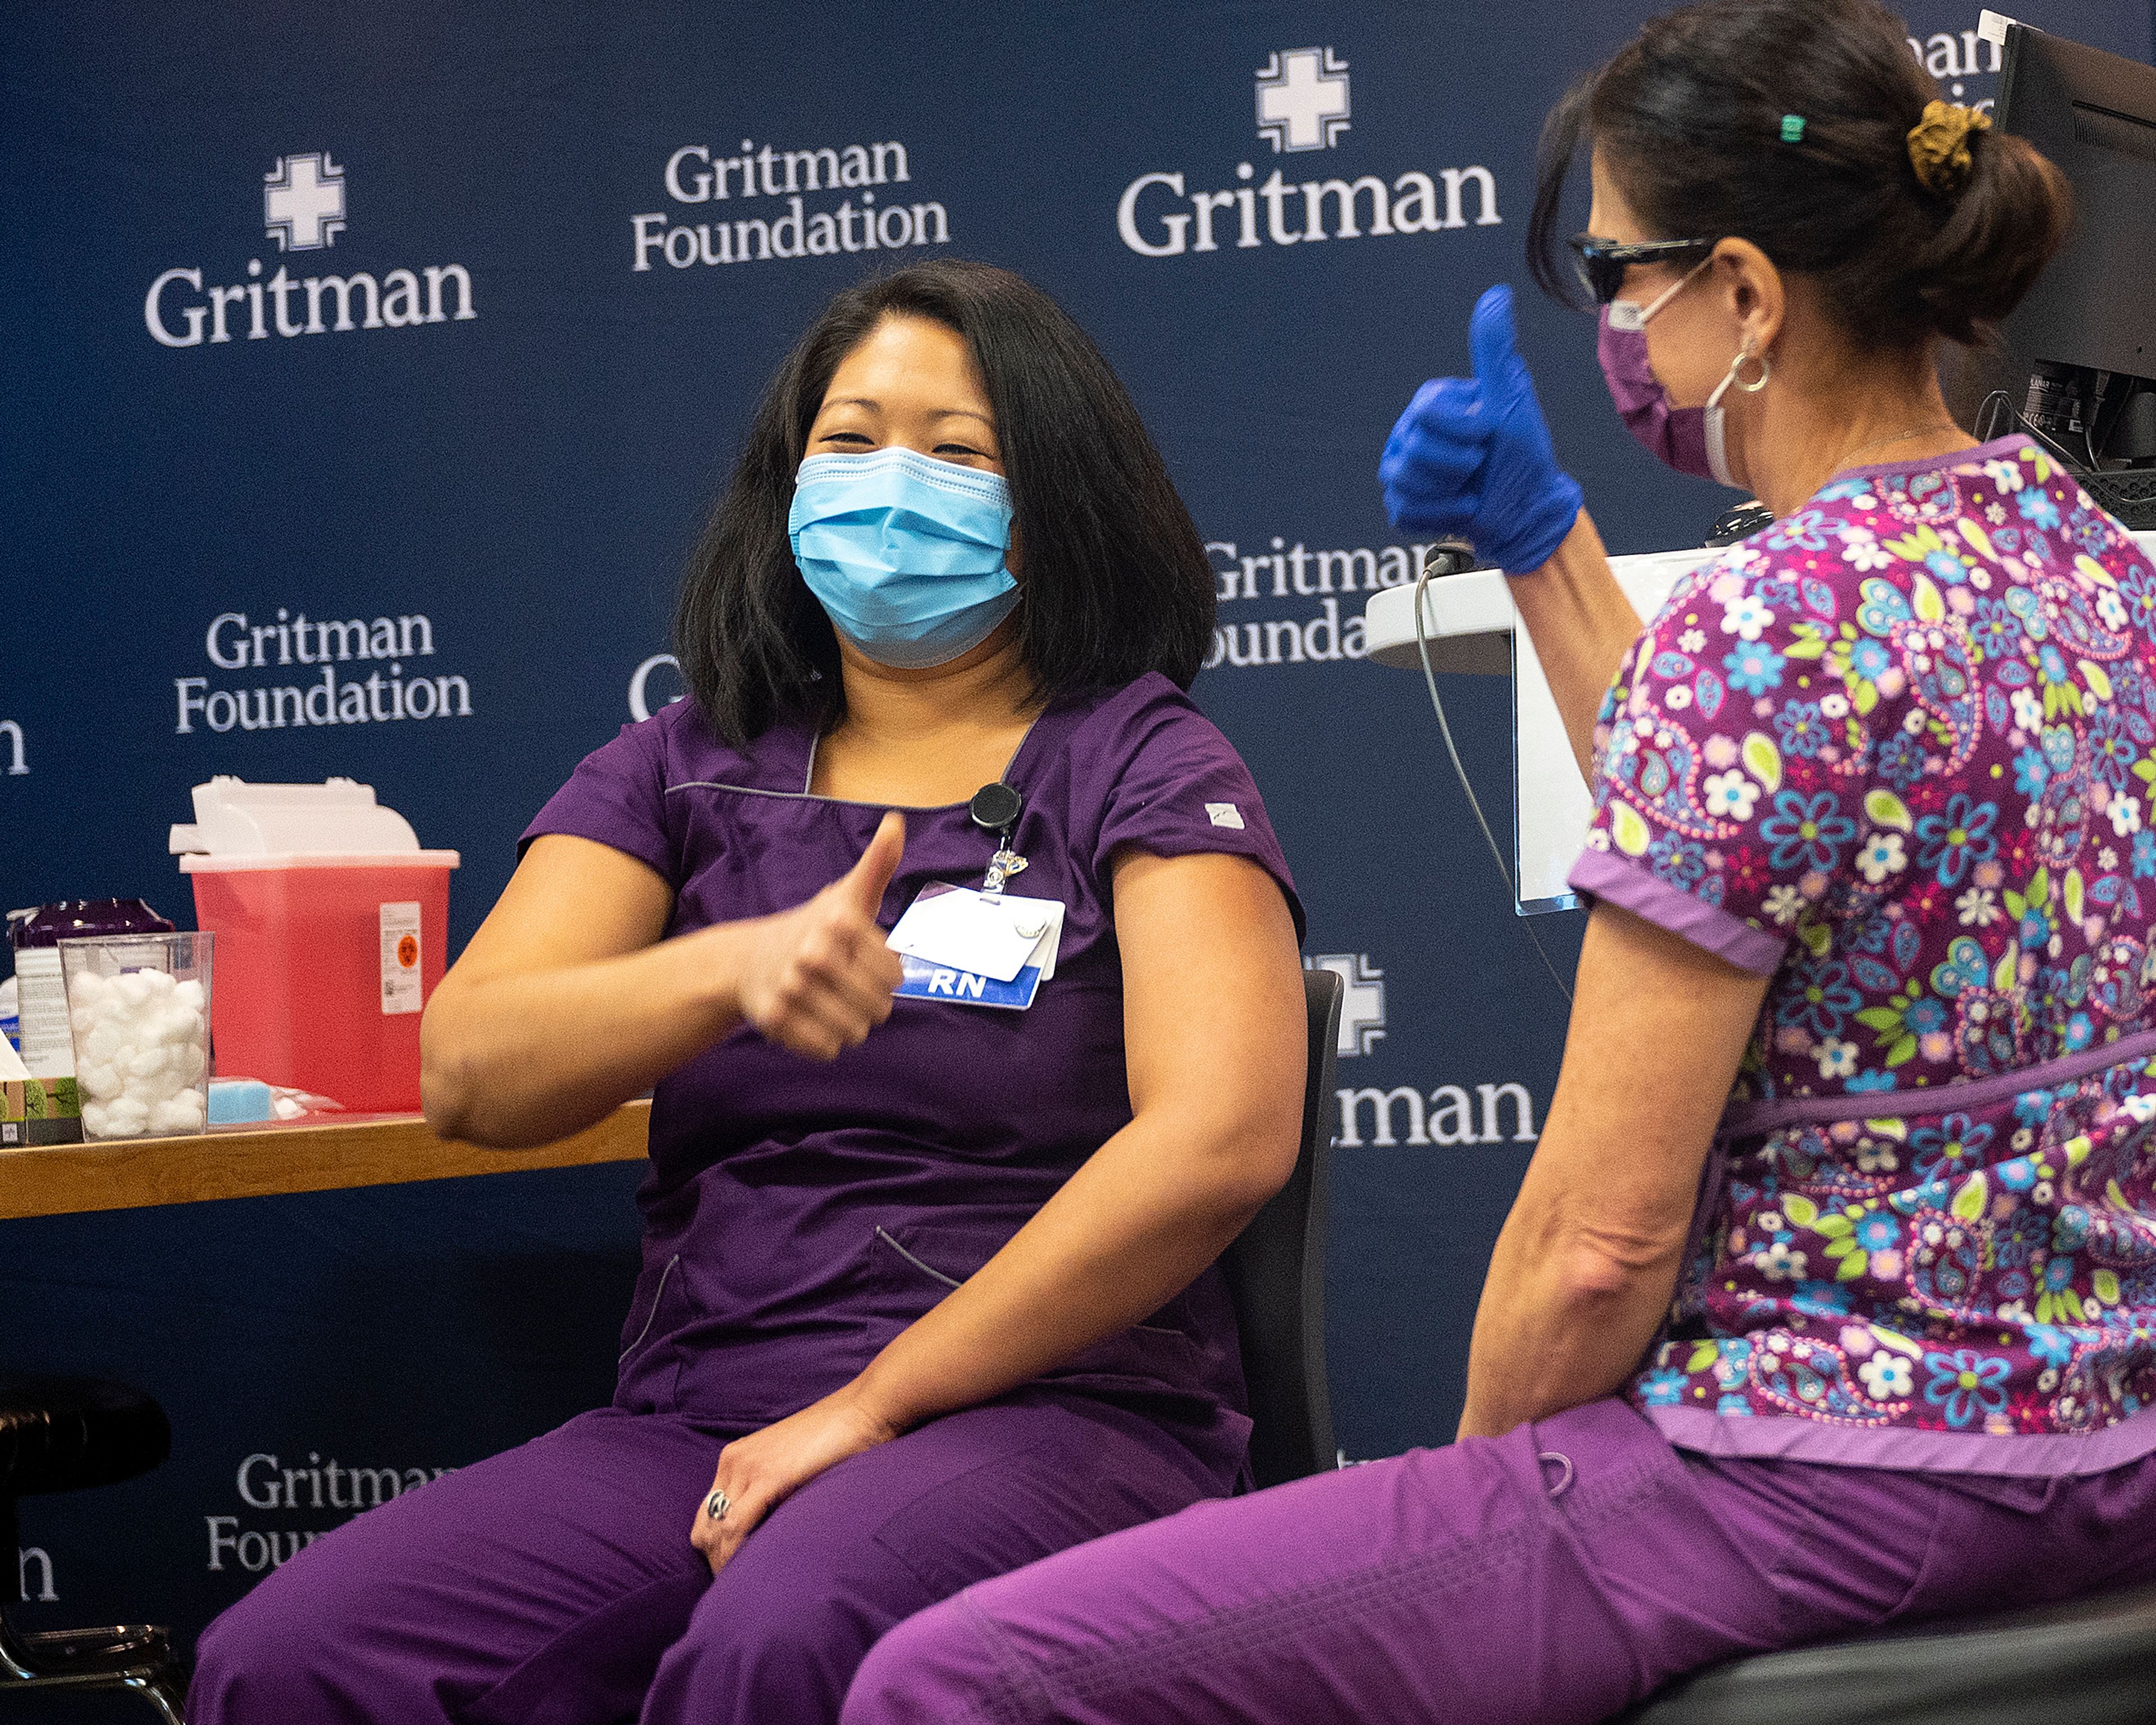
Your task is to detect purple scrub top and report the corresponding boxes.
[522,672,1303,1472]
[1572,437,2156,1473]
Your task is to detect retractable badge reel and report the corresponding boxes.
[884,782,1063,1008]
[970,782,1029,896]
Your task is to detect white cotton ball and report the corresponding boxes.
[142,968,175,998]
[112,972,153,1008]
[125,1045,168,1080]
[175,1043,206,1085]
[68,971,108,1006]
[76,1061,120,1101]
[80,1101,109,1136]
[103,1101,149,1137]
[149,1096,200,1135]
[173,979,204,1012]
[172,1085,204,1116]
[77,1023,123,1065]
[70,1005,98,1035]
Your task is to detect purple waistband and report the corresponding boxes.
[1722,1021,2156,1138]
[1647,1402,2156,1477]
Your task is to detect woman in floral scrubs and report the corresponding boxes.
[842,5,2156,1723]
[1575,439,2156,1454]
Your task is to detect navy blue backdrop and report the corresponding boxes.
[7,1,2153,1698]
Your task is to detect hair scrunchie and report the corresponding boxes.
[1907,98,1991,196]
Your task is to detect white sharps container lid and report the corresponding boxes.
[170,776,461,871]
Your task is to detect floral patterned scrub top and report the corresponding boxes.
[1570,436,2156,1472]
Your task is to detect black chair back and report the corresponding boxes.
[1219,966,1342,1491]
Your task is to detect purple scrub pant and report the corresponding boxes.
[187,1392,1224,1725]
[844,1398,2156,1725]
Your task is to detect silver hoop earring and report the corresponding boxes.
[1732,346,1771,393]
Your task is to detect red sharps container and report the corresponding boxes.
[171,777,459,1114]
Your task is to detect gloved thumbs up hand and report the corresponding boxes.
[1378,284,1583,575]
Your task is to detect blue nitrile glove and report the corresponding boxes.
[1378,284,1583,575]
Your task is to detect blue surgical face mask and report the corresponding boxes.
[787,448,1019,669]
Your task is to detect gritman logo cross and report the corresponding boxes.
[264,153,346,251]
[1308,953,1385,1058]
[1257,48,1350,152]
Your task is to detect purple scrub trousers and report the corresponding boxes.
[189,1393,1226,1725]
[191,676,1305,1725]
[843,1398,2156,1725]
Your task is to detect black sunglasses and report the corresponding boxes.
[1567,234,1719,305]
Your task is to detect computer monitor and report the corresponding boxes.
[1977,11,2156,527]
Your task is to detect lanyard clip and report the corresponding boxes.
[971,782,1027,895]
[983,847,1028,895]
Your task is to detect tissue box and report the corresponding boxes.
[2,1079,26,1148]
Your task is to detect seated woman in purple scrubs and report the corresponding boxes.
[843,6,2156,1722]
[186,258,1308,1725]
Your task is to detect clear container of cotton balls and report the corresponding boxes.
[58,932,216,1140]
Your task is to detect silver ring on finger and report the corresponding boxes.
[706,1489,729,1522]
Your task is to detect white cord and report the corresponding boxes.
[1412,567,1575,1006]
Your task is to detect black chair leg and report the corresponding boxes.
[2,1504,188,1720]
[1,1610,189,1720]
[122,1665,190,1725]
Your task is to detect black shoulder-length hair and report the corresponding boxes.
[675,258,1217,746]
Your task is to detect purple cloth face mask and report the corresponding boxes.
[1595,259,1744,487]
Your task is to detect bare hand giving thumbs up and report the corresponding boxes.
[737,810,907,1060]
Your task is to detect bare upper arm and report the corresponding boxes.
[440,834,675,992]
[1523,901,1773,1253]
[1109,848,1304,1160]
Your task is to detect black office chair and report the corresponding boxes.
[1621,1579,2156,1725]
[1,1374,187,1722]
[1219,965,1341,1491]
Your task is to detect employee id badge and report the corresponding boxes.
[887,883,1065,1010]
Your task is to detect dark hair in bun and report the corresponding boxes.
[1527,0,2072,348]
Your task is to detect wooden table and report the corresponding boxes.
[0,1100,650,1221]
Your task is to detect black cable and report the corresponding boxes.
[1411,567,1575,1007]
[1977,388,2092,477]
